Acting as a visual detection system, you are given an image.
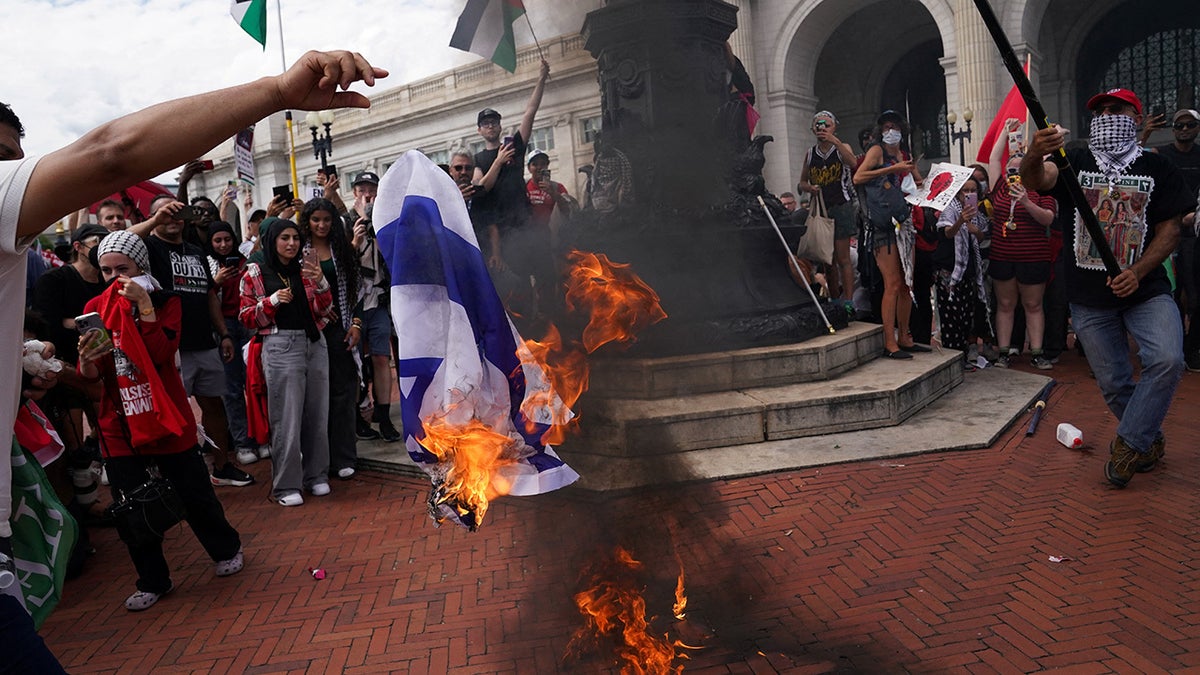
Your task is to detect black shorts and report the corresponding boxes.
[989,259,1051,285]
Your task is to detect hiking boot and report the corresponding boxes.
[1104,436,1147,488]
[378,418,402,442]
[356,417,381,441]
[211,462,254,487]
[1136,435,1165,473]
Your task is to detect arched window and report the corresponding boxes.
[1099,29,1199,116]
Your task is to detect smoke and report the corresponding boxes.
[515,0,599,43]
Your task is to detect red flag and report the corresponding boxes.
[975,60,1030,165]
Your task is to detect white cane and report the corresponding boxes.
[757,196,835,334]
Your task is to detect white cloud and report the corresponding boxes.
[2,0,595,182]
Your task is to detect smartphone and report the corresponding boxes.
[222,255,241,268]
[542,169,552,182]
[75,312,112,352]
[301,247,319,269]
[323,164,337,178]
[272,185,295,203]
[175,205,200,223]
[200,160,214,171]
[502,135,513,146]
[964,192,978,211]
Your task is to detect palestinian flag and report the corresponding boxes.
[231,0,267,48]
[450,0,526,73]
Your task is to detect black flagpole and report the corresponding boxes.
[970,0,1123,277]
[1025,379,1056,436]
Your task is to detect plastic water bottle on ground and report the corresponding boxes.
[1056,423,1083,448]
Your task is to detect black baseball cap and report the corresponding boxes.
[72,223,108,244]
[352,171,380,186]
[478,108,501,125]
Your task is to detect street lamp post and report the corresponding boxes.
[946,109,973,165]
[305,110,335,173]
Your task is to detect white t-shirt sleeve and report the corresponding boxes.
[0,156,41,537]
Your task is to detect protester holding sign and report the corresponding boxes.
[78,231,243,612]
[934,177,991,366]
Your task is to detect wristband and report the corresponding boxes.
[140,306,155,316]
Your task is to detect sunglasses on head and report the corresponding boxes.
[1175,121,1199,130]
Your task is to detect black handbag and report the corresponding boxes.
[99,364,188,548]
[106,474,187,548]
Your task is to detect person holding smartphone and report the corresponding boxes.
[77,231,243,611]
[239,219,336,506]
[934,177,991,367]
[205,222,261,464]
[986,121,1059,369]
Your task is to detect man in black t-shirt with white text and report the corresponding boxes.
[129,194,254,487]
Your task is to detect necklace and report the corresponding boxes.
[278,273,291,290]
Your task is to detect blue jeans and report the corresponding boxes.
[1070,294,1184,452]
[222,317,253,450]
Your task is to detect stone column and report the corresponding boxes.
[726,0,756,82]
[952,0,1000,163]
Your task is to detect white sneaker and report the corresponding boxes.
[309,482,331,497]
[276,491,304,507]
[236,448,258,465]
[257,444,271,460]
[337,467,355,480]
[100,465,109,486]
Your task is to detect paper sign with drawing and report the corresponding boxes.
[904,163,975,211]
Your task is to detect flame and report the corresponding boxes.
[564,546,701,675]
[672,560,688,621]
[416,412,518,530]
[564,250,668,353]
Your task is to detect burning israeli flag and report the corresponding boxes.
[373,150,579,530]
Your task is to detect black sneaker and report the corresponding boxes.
[378,419,402,442]
[211,462,255,487]
[356,418,381,441]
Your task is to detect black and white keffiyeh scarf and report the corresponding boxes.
[1089,114,1142,188]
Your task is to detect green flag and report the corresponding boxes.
[230,0,268,48]
[8,438,78,629]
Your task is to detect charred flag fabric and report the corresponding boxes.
[373,150,579,518]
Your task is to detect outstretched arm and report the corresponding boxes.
[518,59,551,144]
[18,50,388,239]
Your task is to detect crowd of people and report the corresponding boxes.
[1,40,1197,675]
[5,55,586,623]
[786,92,1196,490]
[786,101,1199,382]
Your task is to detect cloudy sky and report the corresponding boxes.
[4,0,592,165]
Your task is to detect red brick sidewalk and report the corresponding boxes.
[39,349,1200,673]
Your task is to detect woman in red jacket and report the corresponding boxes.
[77,231,243,612]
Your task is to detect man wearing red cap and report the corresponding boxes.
[1022,88,1197,488]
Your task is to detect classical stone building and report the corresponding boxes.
[193,0,1197,213]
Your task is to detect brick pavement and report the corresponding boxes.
[38,348,1200,673]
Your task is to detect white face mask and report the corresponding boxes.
[881,129,903,145]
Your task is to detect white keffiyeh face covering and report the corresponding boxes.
[1089,114,1142,187]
